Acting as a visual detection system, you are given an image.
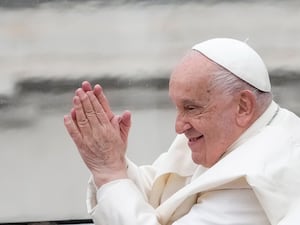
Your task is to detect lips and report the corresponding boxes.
[188,135,203,143]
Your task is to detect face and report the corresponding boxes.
[169,51,242,167]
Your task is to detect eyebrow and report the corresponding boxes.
[181,97,212,109]
[181,99,196,104]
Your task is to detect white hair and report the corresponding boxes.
[210,65,273,110]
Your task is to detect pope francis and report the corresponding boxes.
[64,38,300,225]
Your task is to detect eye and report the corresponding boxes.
[184,105,196,111]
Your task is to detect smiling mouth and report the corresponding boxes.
[189,135,203,142]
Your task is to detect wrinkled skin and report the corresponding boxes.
[64,81,131,188]
[65,50,260,187]
[169,51,248,167]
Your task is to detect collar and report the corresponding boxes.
[192,101,279,178]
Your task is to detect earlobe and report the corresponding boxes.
[236,90,255,127]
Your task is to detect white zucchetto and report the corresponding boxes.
[192,38,271,92]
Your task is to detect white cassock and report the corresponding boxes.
[86,101,300,225]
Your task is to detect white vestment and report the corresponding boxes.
[86,101,300,225]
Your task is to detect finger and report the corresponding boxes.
[111,111,131,131]
[120,111,131,139]
[120,111,131,128]
[82,81,93,92]
[72,81,92,122]
[73,95,92,136]
[86,91,110,125]
[70,108,80,131]
[71,107,76,121]
[111,111,131,146]
[64,114,83,148]
[76,88,100,129]
[93,84,114,120]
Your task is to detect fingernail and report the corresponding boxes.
[95,84,102,91]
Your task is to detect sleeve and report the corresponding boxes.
[86,159,157,216]
[90,179,161,225]
[86,157,161,225]
[86,134,191,225]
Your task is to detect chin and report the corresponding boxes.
[191,155,216,168]
[192,155,207,167]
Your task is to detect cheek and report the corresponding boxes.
[188,111,214,135]
[206,111,235,145]
[189,116,207,132]
[212,113,237,149]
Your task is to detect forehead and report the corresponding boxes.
[169,51,218,101]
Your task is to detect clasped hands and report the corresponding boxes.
[64,81,131,188]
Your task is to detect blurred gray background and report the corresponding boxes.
[0,0,299,223]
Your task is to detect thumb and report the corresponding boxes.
[120,110,131,127]
[120,111,131,141]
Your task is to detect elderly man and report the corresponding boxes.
[64,38,300,225]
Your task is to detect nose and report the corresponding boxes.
[175,113,192,134]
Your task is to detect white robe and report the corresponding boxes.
[86,101,300,225]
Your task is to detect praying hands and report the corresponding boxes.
[64,81,132,188]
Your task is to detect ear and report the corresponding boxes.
[236,90,256,127]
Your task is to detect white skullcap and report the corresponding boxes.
[192,38,271,92]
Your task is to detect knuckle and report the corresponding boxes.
[96,112,105,121]
[95,112,102,117]
[86,111,96,118]
[78,118,89,127]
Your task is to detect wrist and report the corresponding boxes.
[92,169,128,189]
